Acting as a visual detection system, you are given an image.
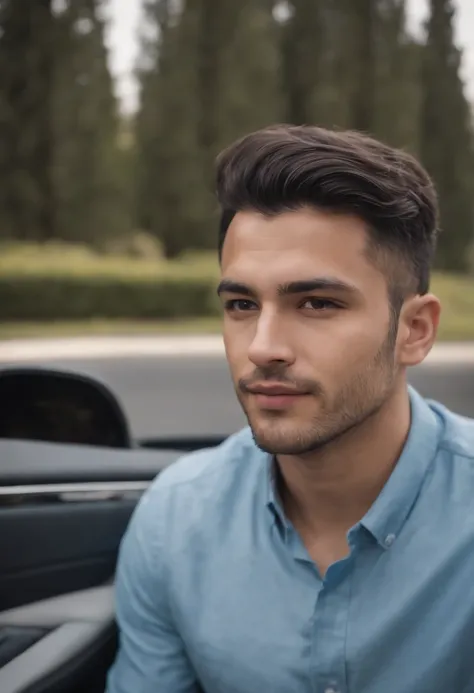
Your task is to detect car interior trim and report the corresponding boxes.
[0,480,150,501]
[0,622,112,693]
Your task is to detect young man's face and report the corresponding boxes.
[219,208,436,456]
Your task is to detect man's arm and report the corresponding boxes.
[105,483,200,693]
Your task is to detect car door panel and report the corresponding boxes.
[0,501,136,611]
[0,587,115,693]
[0,439,182,693]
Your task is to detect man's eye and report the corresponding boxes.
[224,299,257,312]
[301,298,340,310]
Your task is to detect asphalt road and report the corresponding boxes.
[31,355,474,440]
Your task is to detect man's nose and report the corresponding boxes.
[247,310,296,368]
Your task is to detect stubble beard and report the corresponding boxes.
[238,333,399,457]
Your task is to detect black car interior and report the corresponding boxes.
[0,368,133,449]
[0,366,209,693]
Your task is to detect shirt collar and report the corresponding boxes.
[264,453,290,540]
[264,386,442,548]
[360,385,442,549]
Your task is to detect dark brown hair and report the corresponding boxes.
[216,124,439,307]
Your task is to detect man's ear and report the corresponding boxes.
[396,294,441,367]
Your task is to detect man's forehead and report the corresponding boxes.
[221,208,371,263]
[222,254,353,286]
[223,214,378,282]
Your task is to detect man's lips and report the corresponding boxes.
[247,384,307,396]
[246,384,309,409]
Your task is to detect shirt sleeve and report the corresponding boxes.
[105,482,200,693]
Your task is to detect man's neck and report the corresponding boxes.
[276,383,412,536]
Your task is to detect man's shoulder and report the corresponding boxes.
[144,426,265,513]
[159,426,259,483]
[429,397,474,462]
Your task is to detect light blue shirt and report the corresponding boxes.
[106,387,474,693]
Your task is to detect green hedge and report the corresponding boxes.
[0,273,220,321]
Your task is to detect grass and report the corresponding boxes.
[0,318,223,340]
[0,242,473,341]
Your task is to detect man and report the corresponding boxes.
[106,125,474,693]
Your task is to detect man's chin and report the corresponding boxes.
[251,434,319,456]
[249,422,324,456]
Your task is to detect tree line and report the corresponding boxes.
[0,0,472,272]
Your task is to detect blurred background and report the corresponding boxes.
[0,0,473,342]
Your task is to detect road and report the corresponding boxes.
[25,355,474,439]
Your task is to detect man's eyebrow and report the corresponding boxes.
[216,276,359,298]
[277,277,359,296]
[216,279,255,297]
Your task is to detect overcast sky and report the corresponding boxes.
[104,0,474,114]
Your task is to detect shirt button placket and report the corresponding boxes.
[312,577,350,693]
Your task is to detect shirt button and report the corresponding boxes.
[323,683,339,693]
[385,533,396,547]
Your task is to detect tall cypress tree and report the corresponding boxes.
[280,0,420,138]
[420,0,474,271]
[0,0,55,241]
[373,0,418,148]
[54,0,129,247]
[281,0,324,125]
[135,0,206,258]
[345,0,377,132]
[135,0,280,257]
[214,0,281,147]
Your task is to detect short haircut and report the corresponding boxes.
[216,125,439,308]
